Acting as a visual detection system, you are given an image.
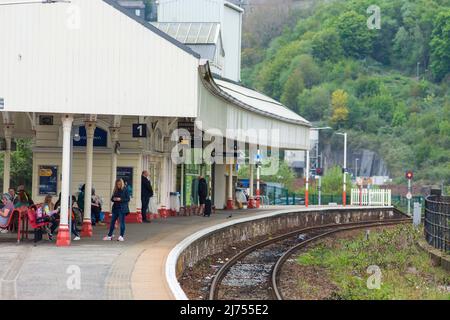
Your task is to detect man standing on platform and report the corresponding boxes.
[197,175,208,216]
[141,170,153,223]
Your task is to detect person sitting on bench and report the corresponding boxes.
[0,194,14,234]
[43,194,59,241]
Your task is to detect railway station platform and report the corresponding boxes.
[1,205,400,300]
[0,208,284,300]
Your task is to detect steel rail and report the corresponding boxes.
[209,213,411,300]
[270,218,411,300]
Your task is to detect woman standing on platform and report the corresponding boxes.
[103,179,130,242]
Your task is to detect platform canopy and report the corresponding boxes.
[0,0,310,150]
[197,63,311,150]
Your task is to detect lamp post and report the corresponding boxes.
[416,62,421,81]
[355,158,359,178]
[336,132,347,206]
[305,150,309,207]
[309,127,332,207]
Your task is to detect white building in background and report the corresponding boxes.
[156,0,243,81]
[152,22,226,76]
[285,129,318,176]
[0,0,310,245]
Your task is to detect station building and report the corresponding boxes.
[0,0,310,244]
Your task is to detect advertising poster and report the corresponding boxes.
[39,166,58,195]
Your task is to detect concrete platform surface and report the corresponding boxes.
[0,208,285,300]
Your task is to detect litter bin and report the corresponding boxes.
[169,192,181,216]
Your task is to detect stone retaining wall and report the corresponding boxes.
[176,207,404,277]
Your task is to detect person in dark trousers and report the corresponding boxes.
[54,193,81,240]
[141,170,153,223]
[77,184,85,213]
[197,176,208,216]
[90,188,104,226]
[104,179,130,242]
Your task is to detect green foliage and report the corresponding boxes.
[319,166,352,195]
[430,9,450,81]
[242,0,450,185]
[335,11,377,58]
[296,225,450,299]
[297,86,330,121]
[355,77,381,98]
[280,67,305,110]
[311,28,343,62]
[0,139,33,193]
[238,160,297,192]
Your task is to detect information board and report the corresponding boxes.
[73,126,108,147]
[39,166,58,195]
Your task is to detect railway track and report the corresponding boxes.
[209,213,411,300]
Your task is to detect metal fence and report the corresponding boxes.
[391,195,424,213]
[264,186,349,206]
[424,195,450,252]
[350,189,391,206]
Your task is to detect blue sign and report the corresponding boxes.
[39,166,58,195]
[132,124,147,138]
[73,126,108,147]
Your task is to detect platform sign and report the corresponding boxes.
[117,167,133,197]
[39,166,58,195]
[132,124,147,138]
[73,126,108,147]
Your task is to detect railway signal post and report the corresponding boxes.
[406,171,414,215]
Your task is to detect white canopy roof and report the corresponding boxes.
[197,62,311,150]
[0,0,310,150]
[214,79,309,125]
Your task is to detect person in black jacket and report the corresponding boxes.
[197,176,208,215]
[141,170,153,223]
[104,179,130,242]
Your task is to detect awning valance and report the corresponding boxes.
[197,62,311,151]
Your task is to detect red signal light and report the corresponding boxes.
[405,171,413,180]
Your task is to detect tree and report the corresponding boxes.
[0,139,33,192]
[335,11,377,58]
[365,93,395,122]
[280,68,305,110]
[297,86,330,121]
[242,0,450,186]
[255,41,304,99]
[430,10,450,81]
[295,54,321,89]
[307,166,352,196]
[391,102,408,127]
[330,89,349,124]
[238,160,297,192]
[311,28,343,61]
[355,77,381,98]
